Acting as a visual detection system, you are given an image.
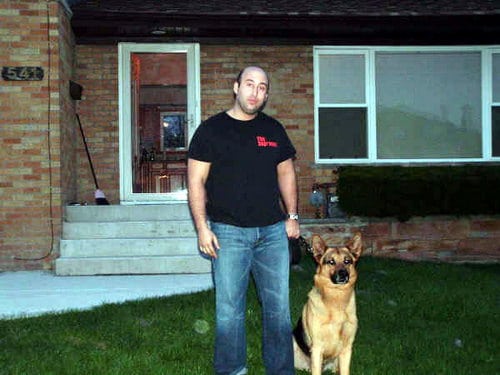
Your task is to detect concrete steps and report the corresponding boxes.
[55,204,211,276]
[62,220,196,239]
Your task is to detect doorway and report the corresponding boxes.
[118,43,200,204]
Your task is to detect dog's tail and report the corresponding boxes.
[293,317,311,357]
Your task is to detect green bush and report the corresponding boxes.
[337,165,500,221]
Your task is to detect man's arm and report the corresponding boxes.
[277,158,300,239]
[187,158,220,258]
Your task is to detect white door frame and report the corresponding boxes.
[118,43,200,204]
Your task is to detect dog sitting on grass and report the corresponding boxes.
[293,233,363,375]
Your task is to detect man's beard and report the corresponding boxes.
[237,96,267,115]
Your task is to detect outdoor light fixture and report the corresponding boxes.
[150,26,192,36]
[151,27,167,35]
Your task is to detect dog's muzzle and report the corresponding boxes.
[331,269,349,284]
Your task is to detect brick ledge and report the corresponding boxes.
[300,215,500,264]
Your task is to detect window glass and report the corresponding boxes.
[375,52,482,159]
[493,54,500,103]
[493,107,500,157]
[161,112,186,150]
[319,54,365,104]
[318,108,367,159]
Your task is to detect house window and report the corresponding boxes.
[317,53,368,159]
[314,47,500,163]
[493,53,500,157]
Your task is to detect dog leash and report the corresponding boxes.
[298,236,313,253]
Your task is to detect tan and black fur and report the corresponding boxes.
[293,233,363,375]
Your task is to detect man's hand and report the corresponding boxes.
[197,227,220,258]
[285,218,300,239]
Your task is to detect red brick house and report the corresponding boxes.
[1,0,499,273]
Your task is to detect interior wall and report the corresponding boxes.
[137,54,187,158]
[138,53,186,85]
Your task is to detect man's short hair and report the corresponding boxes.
[234,66,270,98]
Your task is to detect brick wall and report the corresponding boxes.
[72,44,498,264]
[199,45,321,218]
[302,216,500,263]
[74,45,120,204]
[199,46,498,263]
[58,0,78,206]
[72,45,330,209]
[1,14,498,271]
[0,0,73,270]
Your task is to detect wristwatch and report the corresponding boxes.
[287,213,299,220]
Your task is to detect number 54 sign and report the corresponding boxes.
[2,66,44,81]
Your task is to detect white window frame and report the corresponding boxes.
[314,46,500,164]
[118,43,201,204]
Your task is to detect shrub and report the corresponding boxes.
[336,165,500,221]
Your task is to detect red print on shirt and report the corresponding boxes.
[256,136,278,148]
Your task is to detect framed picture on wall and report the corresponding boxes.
[160,112,187,151]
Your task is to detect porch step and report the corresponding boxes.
[56,256,211,276]
[64,203,192,222]
[59,238,199,257]
[62,220,196,239]
[55,204,211,276]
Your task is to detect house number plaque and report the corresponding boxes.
[2,66,44,81]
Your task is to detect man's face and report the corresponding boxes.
[233,68,269,116]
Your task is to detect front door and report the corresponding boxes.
[118,43,200,204]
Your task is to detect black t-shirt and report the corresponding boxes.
[188,111,296,227]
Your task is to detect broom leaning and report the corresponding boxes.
[76,113,110,205]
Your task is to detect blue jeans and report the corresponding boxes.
[210,221,294,375]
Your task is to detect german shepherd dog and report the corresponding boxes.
[293,233,363,375]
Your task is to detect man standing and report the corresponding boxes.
[188,66,300,375]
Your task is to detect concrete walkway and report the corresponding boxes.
[0,271,213,320]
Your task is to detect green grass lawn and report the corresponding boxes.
[1,256,498,374]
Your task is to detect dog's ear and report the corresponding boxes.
[311,234,327,263]
[348,232,363,261]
